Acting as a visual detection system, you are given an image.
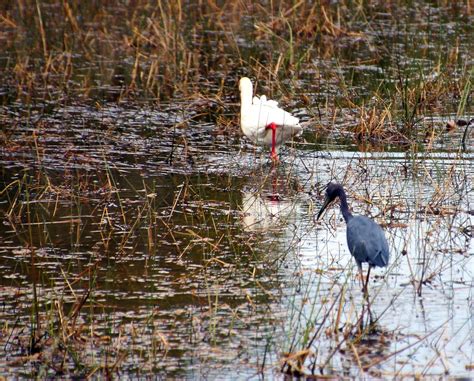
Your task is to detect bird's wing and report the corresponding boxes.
[246,104,300,138]
[261,95,279,108]
[372,227,390,266]
[252,94,279,108]
[255,104,300,126]
[241,95,302,145]
[347,216,389,268]
[265,100,279,108]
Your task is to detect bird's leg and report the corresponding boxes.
[266,122,278,162]
[363,266,372,299]
[368,303,375,327]
[356,263,364,288]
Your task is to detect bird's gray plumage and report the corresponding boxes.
[347,215,390,269]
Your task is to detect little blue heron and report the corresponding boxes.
[317,183,390,294]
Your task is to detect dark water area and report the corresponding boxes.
[0,1,473,379]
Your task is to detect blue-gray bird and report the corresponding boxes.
[317,183,390,293]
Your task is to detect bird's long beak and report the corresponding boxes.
[316,196,331,220]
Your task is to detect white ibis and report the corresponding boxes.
[239,77,302,161]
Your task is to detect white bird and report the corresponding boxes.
[239,77,302,161]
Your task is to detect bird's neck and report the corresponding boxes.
[339,191,353,223]
[240,89,252,110]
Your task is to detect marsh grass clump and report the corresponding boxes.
[1,2,470,133]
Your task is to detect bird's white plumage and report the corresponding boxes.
[239,77,302,149]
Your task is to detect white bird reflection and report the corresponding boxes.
[241,190,296,232]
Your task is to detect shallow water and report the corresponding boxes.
[1,104,472,378]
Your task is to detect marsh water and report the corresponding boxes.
[1,1,473,379]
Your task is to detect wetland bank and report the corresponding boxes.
[0,1,473,379]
